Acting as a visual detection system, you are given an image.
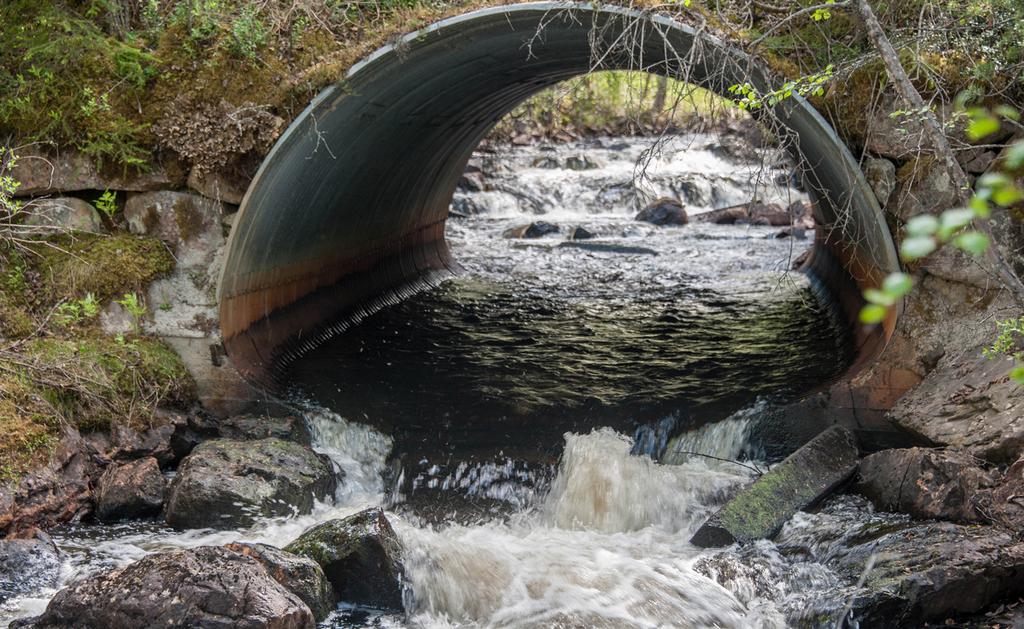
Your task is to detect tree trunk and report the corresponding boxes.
[853,0,1024,303]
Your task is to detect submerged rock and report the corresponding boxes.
[635,198,688,226]
[94,457,165,522]
[502,221,559,239]
[164,438,336,530]
[568,226,595,240]
[856,448,994,523]
[691,425,859,547]
[25,546,314,629]
[225,542,336,621]
[284,507,404,610]
[0,529,61,604]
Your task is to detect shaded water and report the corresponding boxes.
[2,136,868,628]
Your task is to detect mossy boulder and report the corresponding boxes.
[164,438,337,530]
[691,425,859,547]
[284,508,404,611]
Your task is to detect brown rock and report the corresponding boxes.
[225,542,335,621]
[974,456,1024,530]
[187,168,249,205]
[856,448,995,522]
[94,457,165,523]
[747,202,789,226]
[635,198,688,226]
[0,428,98,536]
[692,204,749,224]
[862,157,896,207]
[10,149,184,197]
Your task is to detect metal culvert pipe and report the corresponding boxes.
[218,2,899,385]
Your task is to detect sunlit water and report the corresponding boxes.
[3,137,870,628]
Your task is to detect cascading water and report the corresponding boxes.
[3,135,876,628]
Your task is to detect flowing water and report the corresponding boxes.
[2,136,879,628]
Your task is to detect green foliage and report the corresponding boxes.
[95,190,117,220]
[55,293,101,327]
[727,65,834,111]
[983,317,1024,385]
[228,7,268,60]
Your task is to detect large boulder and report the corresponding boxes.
[25,546,314,628]
[0,529,61,604]
[164,438,337,530]
[284,508,404,610]
[187,168,249,205]
[225,542,335,621]
[700,496,1024,627]
[747,201,789,226]
[123,191,225,268]
[635,198,688,226]
[94,457,165,523]
[890,159,960,221]
[856,448,994,523]
[22,198,104,233]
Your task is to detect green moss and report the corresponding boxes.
[35,233,175,303]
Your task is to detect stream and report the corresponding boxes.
[2,136,889,628]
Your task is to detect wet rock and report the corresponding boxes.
[225,542,335,621]
[216,414,312,445]
[530,156,560,169]
[187,168,249,205]
[888,352,1024,463]
[502,221,559,239]
[777,497,1024,627]
[22,198,104,233]
[457,164,486,192]
[690,425,859,547]
[94,457,165,522]
[100,411,188,467]
[558,242,658,255]
[691,204,749,225]
[0,530,61,604]
[565,154,600,170]
[164,438,337,530]
[747,202,789,226]
[635,198,688,226]
[856,448,994,523]
[863,157,896,207]
[28,546,314,629]
[974,456,1024,530]
[708,134,756,162]
[0,428,99,536]
[123,191,225,268]
[284,507,404,610]
[10,149,184,197]
[786,200,815,229]
[770,226,807,240]
[450,196,482,216]
[568,226,595,240]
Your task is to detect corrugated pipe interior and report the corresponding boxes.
[218,2,900,386]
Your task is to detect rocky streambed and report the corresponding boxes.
[3,135,1024,628]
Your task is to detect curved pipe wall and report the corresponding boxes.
[219,2,900,385]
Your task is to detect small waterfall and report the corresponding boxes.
[303,405,394,504]
[397,428,780,628]
[661,399,766,466]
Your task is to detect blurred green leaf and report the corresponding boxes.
[864,288,895,306]
[901,236,937,260]
[859,304,888,324]
[905,214,939,237]
[967,115,1000,140]
[953,230,990,255]
[883,272,914,297]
